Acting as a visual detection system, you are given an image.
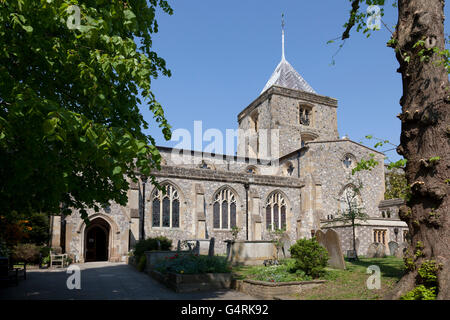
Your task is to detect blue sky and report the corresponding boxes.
[141,0,450,163]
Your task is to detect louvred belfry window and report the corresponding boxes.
[299,106,311,126]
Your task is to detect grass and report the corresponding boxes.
[232,256,405,300]
[232,259,318,283]
[294,256,405,300]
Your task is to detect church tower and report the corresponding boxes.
[238,15,339,160]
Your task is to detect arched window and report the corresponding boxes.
[342,153,356,170]
[265,192,287,231]
[213,188,237,230]
[152,184,180,228]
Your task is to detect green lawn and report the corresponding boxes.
[232,259,314,282]
[232,256,405,300]
[296,256,405,300]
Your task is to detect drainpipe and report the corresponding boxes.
[297,150,301,178]
[244,182,250,241]
[140,175,148,241]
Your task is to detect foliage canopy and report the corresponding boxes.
[0,0,173,223]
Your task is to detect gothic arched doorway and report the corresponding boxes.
[84,218,110,262]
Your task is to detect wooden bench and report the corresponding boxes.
[50,252,67,268]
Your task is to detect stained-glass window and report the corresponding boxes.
[281,206,286,230]
[213,188,237,230]
[172,199,179,228]
[222,201,228,229]
[265,192,287,231]
[151,184,180,228]
[213,202,220,229]
[152,199,160,227]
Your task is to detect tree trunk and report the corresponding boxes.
[387,0,450,299]
[352,220,358,260]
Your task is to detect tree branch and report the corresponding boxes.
[342,0,361,40]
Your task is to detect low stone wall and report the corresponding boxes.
[233,279,326,300]
[149,270,232,293]
[144,250,191,272]
[226,240,276,265]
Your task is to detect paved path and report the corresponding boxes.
[0,262,256,300]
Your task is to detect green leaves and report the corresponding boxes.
[43,118,59,136]
[352,153,379,175]
[0,0,173,221]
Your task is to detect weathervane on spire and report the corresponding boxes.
[281,13,286,61]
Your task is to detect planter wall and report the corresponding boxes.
[226,240,277,265]
[233,279,326,300]
[150,270,232,293]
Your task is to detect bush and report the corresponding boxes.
[24,212,49,245]
[42,255,50,265]
[133,236,172,261]
[11,243,41,264]
[40,246,51,257]
[289,238,328,278]
[154,254,231,275]
[0,241,10,256]
[401,285,437,300]
[137,255,147,272]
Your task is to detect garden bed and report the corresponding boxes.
[150,269,232,293]
[148,253,233,292]
[231,260,327,299]
[233,278,326,300]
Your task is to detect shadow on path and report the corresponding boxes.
[0,262,255,300]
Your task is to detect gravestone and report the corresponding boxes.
[388,241,399,256]
[193,240,200,255]
[208,237,215,257]
[367,243,386,258]
[347,250,357,259]
[280,234,291,258]
[156,239,161,251]
[315,229,346,270]
[395,243,408,258]
[315,230,325,244]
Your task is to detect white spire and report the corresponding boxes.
[281,13,285,61]
[260,14,317,95]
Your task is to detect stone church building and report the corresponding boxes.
[49,28,408,263]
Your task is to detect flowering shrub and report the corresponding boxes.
[154,254,231,274]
